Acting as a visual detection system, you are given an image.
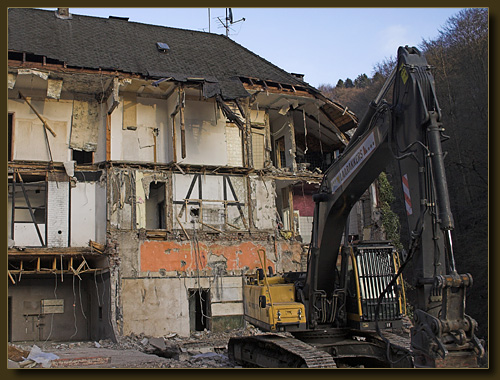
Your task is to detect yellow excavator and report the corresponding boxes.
[228,46,485,368]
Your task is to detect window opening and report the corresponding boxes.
[9,172,47,247]
[72,149,93,165]
[188,289,210,332]
[146,182,166,229]
[174,174,247,230]
[275,137,286,168]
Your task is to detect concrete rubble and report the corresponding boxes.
[8,325,262,368]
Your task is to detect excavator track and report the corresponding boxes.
[228,334,337,368]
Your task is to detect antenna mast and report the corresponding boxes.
[217,8,245,37]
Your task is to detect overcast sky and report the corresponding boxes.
[42,7,464,88]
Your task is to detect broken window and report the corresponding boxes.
[72,149,93,165]
[251,127,265,169]
[275,137,286,168]
[8,173,47,247]
[146,182,166,229]
[189,289,210,332]
[295,132,335,173]
[174,174,247,232]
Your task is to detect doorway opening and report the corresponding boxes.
[146,182,166,229]
[188,289,210,332]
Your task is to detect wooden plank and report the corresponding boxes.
[179,87,186,159]
[18,91,57,137]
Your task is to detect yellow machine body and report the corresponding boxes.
[243,276,306,332]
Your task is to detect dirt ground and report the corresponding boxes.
[8,319,487,369]
[8,326,259,369]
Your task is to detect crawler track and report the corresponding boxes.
[229,330,413,368]
[228,334,336,368]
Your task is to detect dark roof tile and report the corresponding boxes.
[8,8,311,99]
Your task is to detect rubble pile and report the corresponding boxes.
[8,325,262,368]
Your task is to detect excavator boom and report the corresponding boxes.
[229,46,484,368]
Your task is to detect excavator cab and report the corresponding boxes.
[341,242,406,331]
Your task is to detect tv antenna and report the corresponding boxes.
[217,8,245,37]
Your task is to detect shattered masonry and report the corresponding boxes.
[7,8,382,342]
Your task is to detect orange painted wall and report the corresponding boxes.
[140,240,277,273]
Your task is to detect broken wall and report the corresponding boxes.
[269,111,296,170]
[249,175,275,230]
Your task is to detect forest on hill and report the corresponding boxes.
[320,8,488,340]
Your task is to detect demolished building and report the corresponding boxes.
[7,8,385,342]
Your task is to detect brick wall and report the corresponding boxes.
[47,181,69,247]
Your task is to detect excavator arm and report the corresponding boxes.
[306,46,484,367]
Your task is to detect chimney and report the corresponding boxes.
[291,73,305,82]
[55,8,72,20]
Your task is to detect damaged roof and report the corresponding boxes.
[8,8,357,131]
[8,8,308,97]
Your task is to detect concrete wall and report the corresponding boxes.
[8,273,113,342]
[119,237,304,337]
[121,276,244,337]
[8,276,90,342]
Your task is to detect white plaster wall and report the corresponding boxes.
[110,96,172,163]
[8,98,73,163]
[177,99,228,166]
[173,174,227,201]
[70,182,96,246]
[137,98,171,163]
[13,224,46,247]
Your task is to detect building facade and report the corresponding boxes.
[7,8,383,342]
